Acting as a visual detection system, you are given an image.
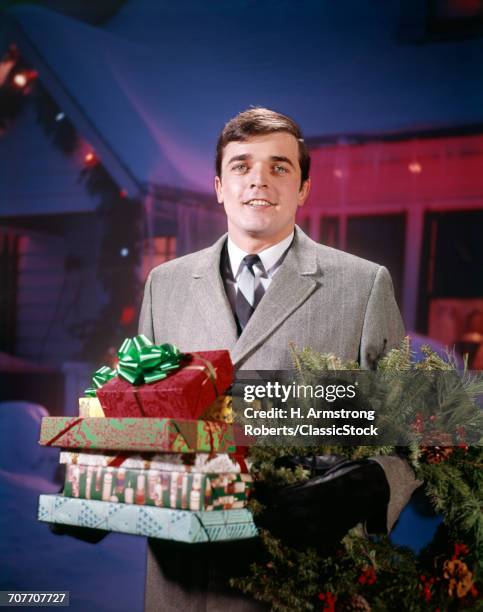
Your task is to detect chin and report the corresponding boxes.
[242,224,274,237]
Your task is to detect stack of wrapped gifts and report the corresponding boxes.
[37,336,257,543]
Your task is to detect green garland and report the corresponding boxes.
[232,339,482,611]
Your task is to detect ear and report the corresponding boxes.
[297,178,311,207]
[214,176,223,204]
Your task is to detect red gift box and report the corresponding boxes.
[97,351,233,420]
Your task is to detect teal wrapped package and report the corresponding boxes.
[38,494,258,542]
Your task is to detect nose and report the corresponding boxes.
[249,164,269,189]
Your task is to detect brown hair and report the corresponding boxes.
[215,107,311,186]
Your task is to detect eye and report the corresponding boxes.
[232,163,248,173]
[273,164,289,174]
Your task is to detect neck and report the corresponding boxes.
[227,227,295,254]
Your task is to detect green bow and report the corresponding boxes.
[117,334,183,384]
[84,335,184,396]
[85,365,117,397]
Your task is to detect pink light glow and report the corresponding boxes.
[13,73,28,88]
[307,133,483,210]
[408,162,422,174]
[12,70,37,89]
[84,151,98,166]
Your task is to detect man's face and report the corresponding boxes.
[215,132,310,247]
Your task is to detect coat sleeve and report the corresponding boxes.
[360,266,422,531]
[360,265,405,369]
[138,270,155,342]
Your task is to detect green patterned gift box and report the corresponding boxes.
[38,494,258,542]
[63,464,253,511]
[39,416,236,453]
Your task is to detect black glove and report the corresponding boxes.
[48,522,109,544]
[274,453,348,476]
[254,456,389,554]
[47,486,109,544]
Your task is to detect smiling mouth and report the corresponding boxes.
[243,199,276,208]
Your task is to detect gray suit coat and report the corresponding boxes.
[139,225,419,612]
[139,226,404,370]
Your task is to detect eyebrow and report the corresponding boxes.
[227,154,250,165]
[270,155,295,169]
[226,154,295,168]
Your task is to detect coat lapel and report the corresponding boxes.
[231,227,320,366]
[189,228,321,365]
[190,234,238,348]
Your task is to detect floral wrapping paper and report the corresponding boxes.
[39,417,236,453]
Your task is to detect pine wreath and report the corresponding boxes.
[231,339,482,611]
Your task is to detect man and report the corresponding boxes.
[139,108,420,611]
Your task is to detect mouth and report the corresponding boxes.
[243,199,276,208]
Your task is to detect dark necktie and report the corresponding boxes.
[235,254,265,331]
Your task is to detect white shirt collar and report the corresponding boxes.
[227,231,294,279]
